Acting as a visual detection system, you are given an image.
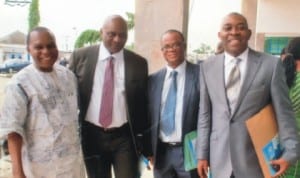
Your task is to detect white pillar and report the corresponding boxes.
[135,0,189,73]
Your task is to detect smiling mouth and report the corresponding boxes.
[229,38,240,42]
[168,53,178,57]
[228,39,243,46]
[40,57,56,64]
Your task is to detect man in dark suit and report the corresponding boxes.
[69,15,150,178]
[196,12,300,178]
[148,29,200,178]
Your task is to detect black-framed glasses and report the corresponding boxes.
[161,42,184,51]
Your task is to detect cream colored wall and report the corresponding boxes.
[257,0,300,36]
[134,0,189,73]
[241,0,258,48]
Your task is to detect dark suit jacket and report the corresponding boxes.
[69,45,151,156]
[148,61,200,170]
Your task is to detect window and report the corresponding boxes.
[264,37,290,56]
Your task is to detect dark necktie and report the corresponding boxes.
[226,58,241,114]
[161,71,178,136]
[99,56,114,127]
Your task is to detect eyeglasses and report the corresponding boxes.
[161,42,184,51]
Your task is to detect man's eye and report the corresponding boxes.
[223,26,232,31]
[47,44,56,49]
[107,32,116,38]
[34,46,43,50]
[119,33,127,39]
[237,25,247,31]
[165,45,171,49]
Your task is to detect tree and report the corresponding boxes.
[126,12,134,30]
[74,29,101,48]
[28,0,40,31]
[193,43,213,54]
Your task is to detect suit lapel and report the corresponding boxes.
[124,50,130,92]
[85,45,100,104]
[153,69,166,124]
[124,50,135,101]
[213,54,229,112]
[231,49,262,117]
[182,62,194,125]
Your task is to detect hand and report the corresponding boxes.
[197,159,209,178]
[270,158,289,178]
[147,156,154,166]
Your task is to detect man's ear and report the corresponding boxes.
[183,42,187,50]
[100,29,103,38]
[217,32,221,39]
[247,29,252,40]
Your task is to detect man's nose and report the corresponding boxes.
[42,47,50,53]
[230,27,240,35]
[113,35,123,42]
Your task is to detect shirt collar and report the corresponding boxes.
[99,42,124,61]
[165,60,186,78]
[224,48,249,65]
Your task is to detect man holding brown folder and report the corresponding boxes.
[196,12,300,178]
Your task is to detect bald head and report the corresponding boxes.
[102,15,127,31]
[218,12,251,57]
[220,12,249,29]
[27,26,56,46]
[101,15,128,54]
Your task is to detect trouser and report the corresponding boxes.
[154,140,198,178]
[81,121,138,178]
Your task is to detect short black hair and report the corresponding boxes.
[282,37,300,88]
[26,26,55,46]
[286,37,300,60]
[161,29,185,42]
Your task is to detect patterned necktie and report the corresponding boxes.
[226,58,241,114]
[161,71,178,136]
[99,56,114,128]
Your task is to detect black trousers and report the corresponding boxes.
[81,121,138,178]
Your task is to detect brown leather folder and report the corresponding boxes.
[246,104,280,178]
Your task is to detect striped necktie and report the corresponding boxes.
[226,58,241,114]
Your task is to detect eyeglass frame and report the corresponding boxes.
[161,42,185,51]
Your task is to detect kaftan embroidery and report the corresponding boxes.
[0,64,85,178]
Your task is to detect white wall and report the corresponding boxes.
[257,0,300,36]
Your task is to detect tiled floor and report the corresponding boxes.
[0,155,12,178]
[141,169,153,178]
[0,155,154,178]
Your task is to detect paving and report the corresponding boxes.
[0,155,12,178]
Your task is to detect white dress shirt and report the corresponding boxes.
[85,43,128,128]
[224,48,249,87]
[160,61,186,142]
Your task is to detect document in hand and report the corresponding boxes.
[184,130,197,171]
[246,104,283,178]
